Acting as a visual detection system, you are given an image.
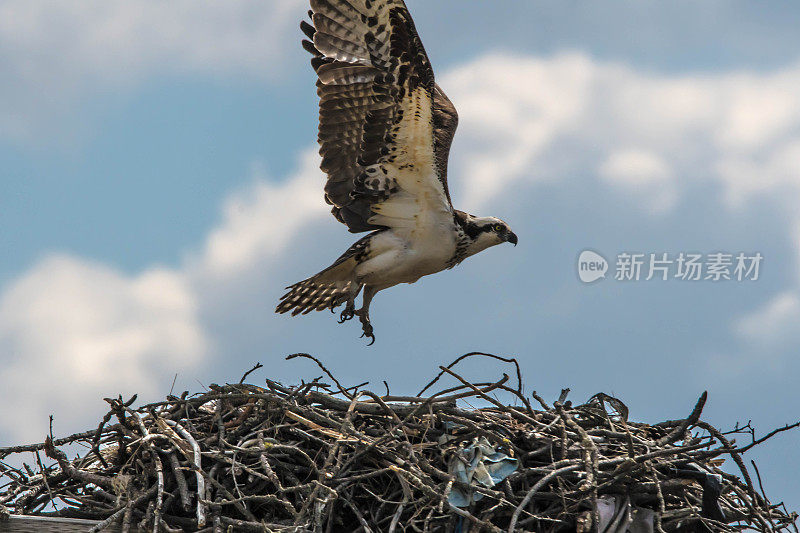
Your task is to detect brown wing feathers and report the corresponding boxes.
[302,0,458,233]
[302,4,393,232]
[432,84,459,205]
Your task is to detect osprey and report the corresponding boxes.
[276,0,518,343]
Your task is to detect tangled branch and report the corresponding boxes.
[0,353,797,532]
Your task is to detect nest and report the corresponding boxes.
[0,353,798,532]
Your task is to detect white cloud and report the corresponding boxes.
[197,153,327,280]
[0,149,331,443]
[440,53,800,355]
[708,289,800,375]
[716,138,800,205]
[713,71,800,152]
[441,53,800,215]
[736,292,800,348]
[442,53,593,207]
[0,255,206,442]
[7,51,800,441]
[599,149,676,212]
[0,0,305,143]
[599,149,671,186]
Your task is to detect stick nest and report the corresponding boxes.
[1,353,798,532]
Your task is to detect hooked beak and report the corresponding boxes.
[506,232,518,246]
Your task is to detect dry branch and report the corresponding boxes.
[0,353,797,532]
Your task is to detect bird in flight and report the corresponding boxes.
[276,0,518,343]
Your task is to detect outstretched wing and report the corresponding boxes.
[302,0,459,233]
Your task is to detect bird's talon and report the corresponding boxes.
[359,319,374,345]
[360,329,376,345]
[338,305,356,323]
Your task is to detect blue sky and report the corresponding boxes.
[1,0,800,514]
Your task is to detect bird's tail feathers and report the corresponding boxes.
[276,255,362,316]
[277,232,374,316]
[276,278,357,316]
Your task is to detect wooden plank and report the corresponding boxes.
[0,515,121,532]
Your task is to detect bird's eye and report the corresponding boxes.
[493,224,504,232]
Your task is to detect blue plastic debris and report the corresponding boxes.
[446,437,518,508]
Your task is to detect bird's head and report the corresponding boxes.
[456,211,518,257]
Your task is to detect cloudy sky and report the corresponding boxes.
[2,0,799,512]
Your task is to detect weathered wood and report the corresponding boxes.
[0,353,797,532]
[0,515,120,533]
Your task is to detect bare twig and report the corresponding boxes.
[0,353,794,533]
